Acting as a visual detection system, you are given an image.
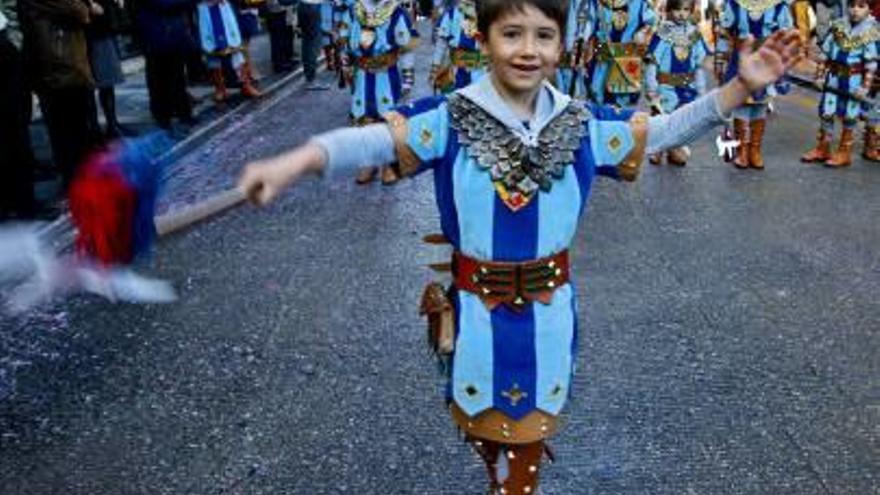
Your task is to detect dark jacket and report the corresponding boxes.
[135,0,197,54]
[19,0,93,91]
[87,0,124,38]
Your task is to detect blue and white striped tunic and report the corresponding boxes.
[432,4,486,92]
[818,18,880,123]
[338,1,414,122]
[646,21,710,113]
[394,78,643,422]
[556,0,593,99]
[720,0,793,103]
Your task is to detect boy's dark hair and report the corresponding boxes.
[477,0,568,39]
[666,0,696,11]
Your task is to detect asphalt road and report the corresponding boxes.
[1,22,878,495]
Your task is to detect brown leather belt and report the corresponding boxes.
[826,60,866,77]
[356,52,399,72]
[453,250,570,311]
[657,72,695,87]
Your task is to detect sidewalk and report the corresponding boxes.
[29,32,307,202]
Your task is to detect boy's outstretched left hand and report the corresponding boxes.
[736,29,803,93]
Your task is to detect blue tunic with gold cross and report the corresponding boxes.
[338,0,414,124]
[386,77,647,442]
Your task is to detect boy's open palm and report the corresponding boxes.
[737,29,802,93]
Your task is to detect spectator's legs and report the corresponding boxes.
[40,87,93,189]
[0,34,36,217]
[298,2,322,83]
[145,52,173,128]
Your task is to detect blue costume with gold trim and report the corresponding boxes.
[589,0,657,107]
[339,0,415,123]
[556,0,593,99]
[431,0,486,94]
[197,0,244,69]
[817,17,880,126]
[646,20,710,113]
[385,76,648,445]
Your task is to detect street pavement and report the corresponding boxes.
[1,21,878,495]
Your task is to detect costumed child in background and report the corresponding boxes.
[555,0,592,98]
[430,0,486,94]
[237,0,802,492]
[197,0,261,103]
[645,0,711,166]
[399,8,421,96]
[802,0,880,167]
[589,0,657,107]
[337,0,416,185]
[322,0,338,71]
[718,0,793,169]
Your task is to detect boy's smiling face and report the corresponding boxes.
[480,4,562,98]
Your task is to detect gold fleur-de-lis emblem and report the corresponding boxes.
[501,383,528,407]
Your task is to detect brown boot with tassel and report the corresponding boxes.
[748,118,766,169]
[210,68,228,103]
[801,129,832,163]
[732,119,750,169]
[825,127,855,168]
[862,126,880,162]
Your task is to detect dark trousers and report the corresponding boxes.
[144,50,193,127]
[267,11,295,71]
[0,33,35,215]
[297,2,322,82]
[38,86,93,190]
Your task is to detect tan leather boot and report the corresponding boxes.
[240,61,263,99]
[380,165,400,185]
[748,119,766,169]
[667,147,688,166]
[732,119,750,169]
[862,126,880,162]
[210,68,228,103]
[801,129,833,163]
[355,166,379,184]
[825,128,855,167]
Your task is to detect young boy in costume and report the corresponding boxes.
[238,0,801,492]
[430,0,486,94]
[589,0,657,107]
[717,0,793,169]
[801,0,880,167]
[645,0,711,165]
[197,0,261,103]
[336,0,416,185]
[555,0,592,98]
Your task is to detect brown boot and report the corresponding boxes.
[732,119,750,169]
[210,68,228,103]
[380,165,400,185]
[667,146,688,166]
[649,153,663,165]
[801,129,833,163]
[240,61,263,99]
[748,119,766,169]
[324,46,336,71]
[862,126,880,162]
[469,438,502,493]
[825,128,855,168]
[500,441,546,495]
[355,166,379,184]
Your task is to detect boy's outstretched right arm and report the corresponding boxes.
[237,123,397,206]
